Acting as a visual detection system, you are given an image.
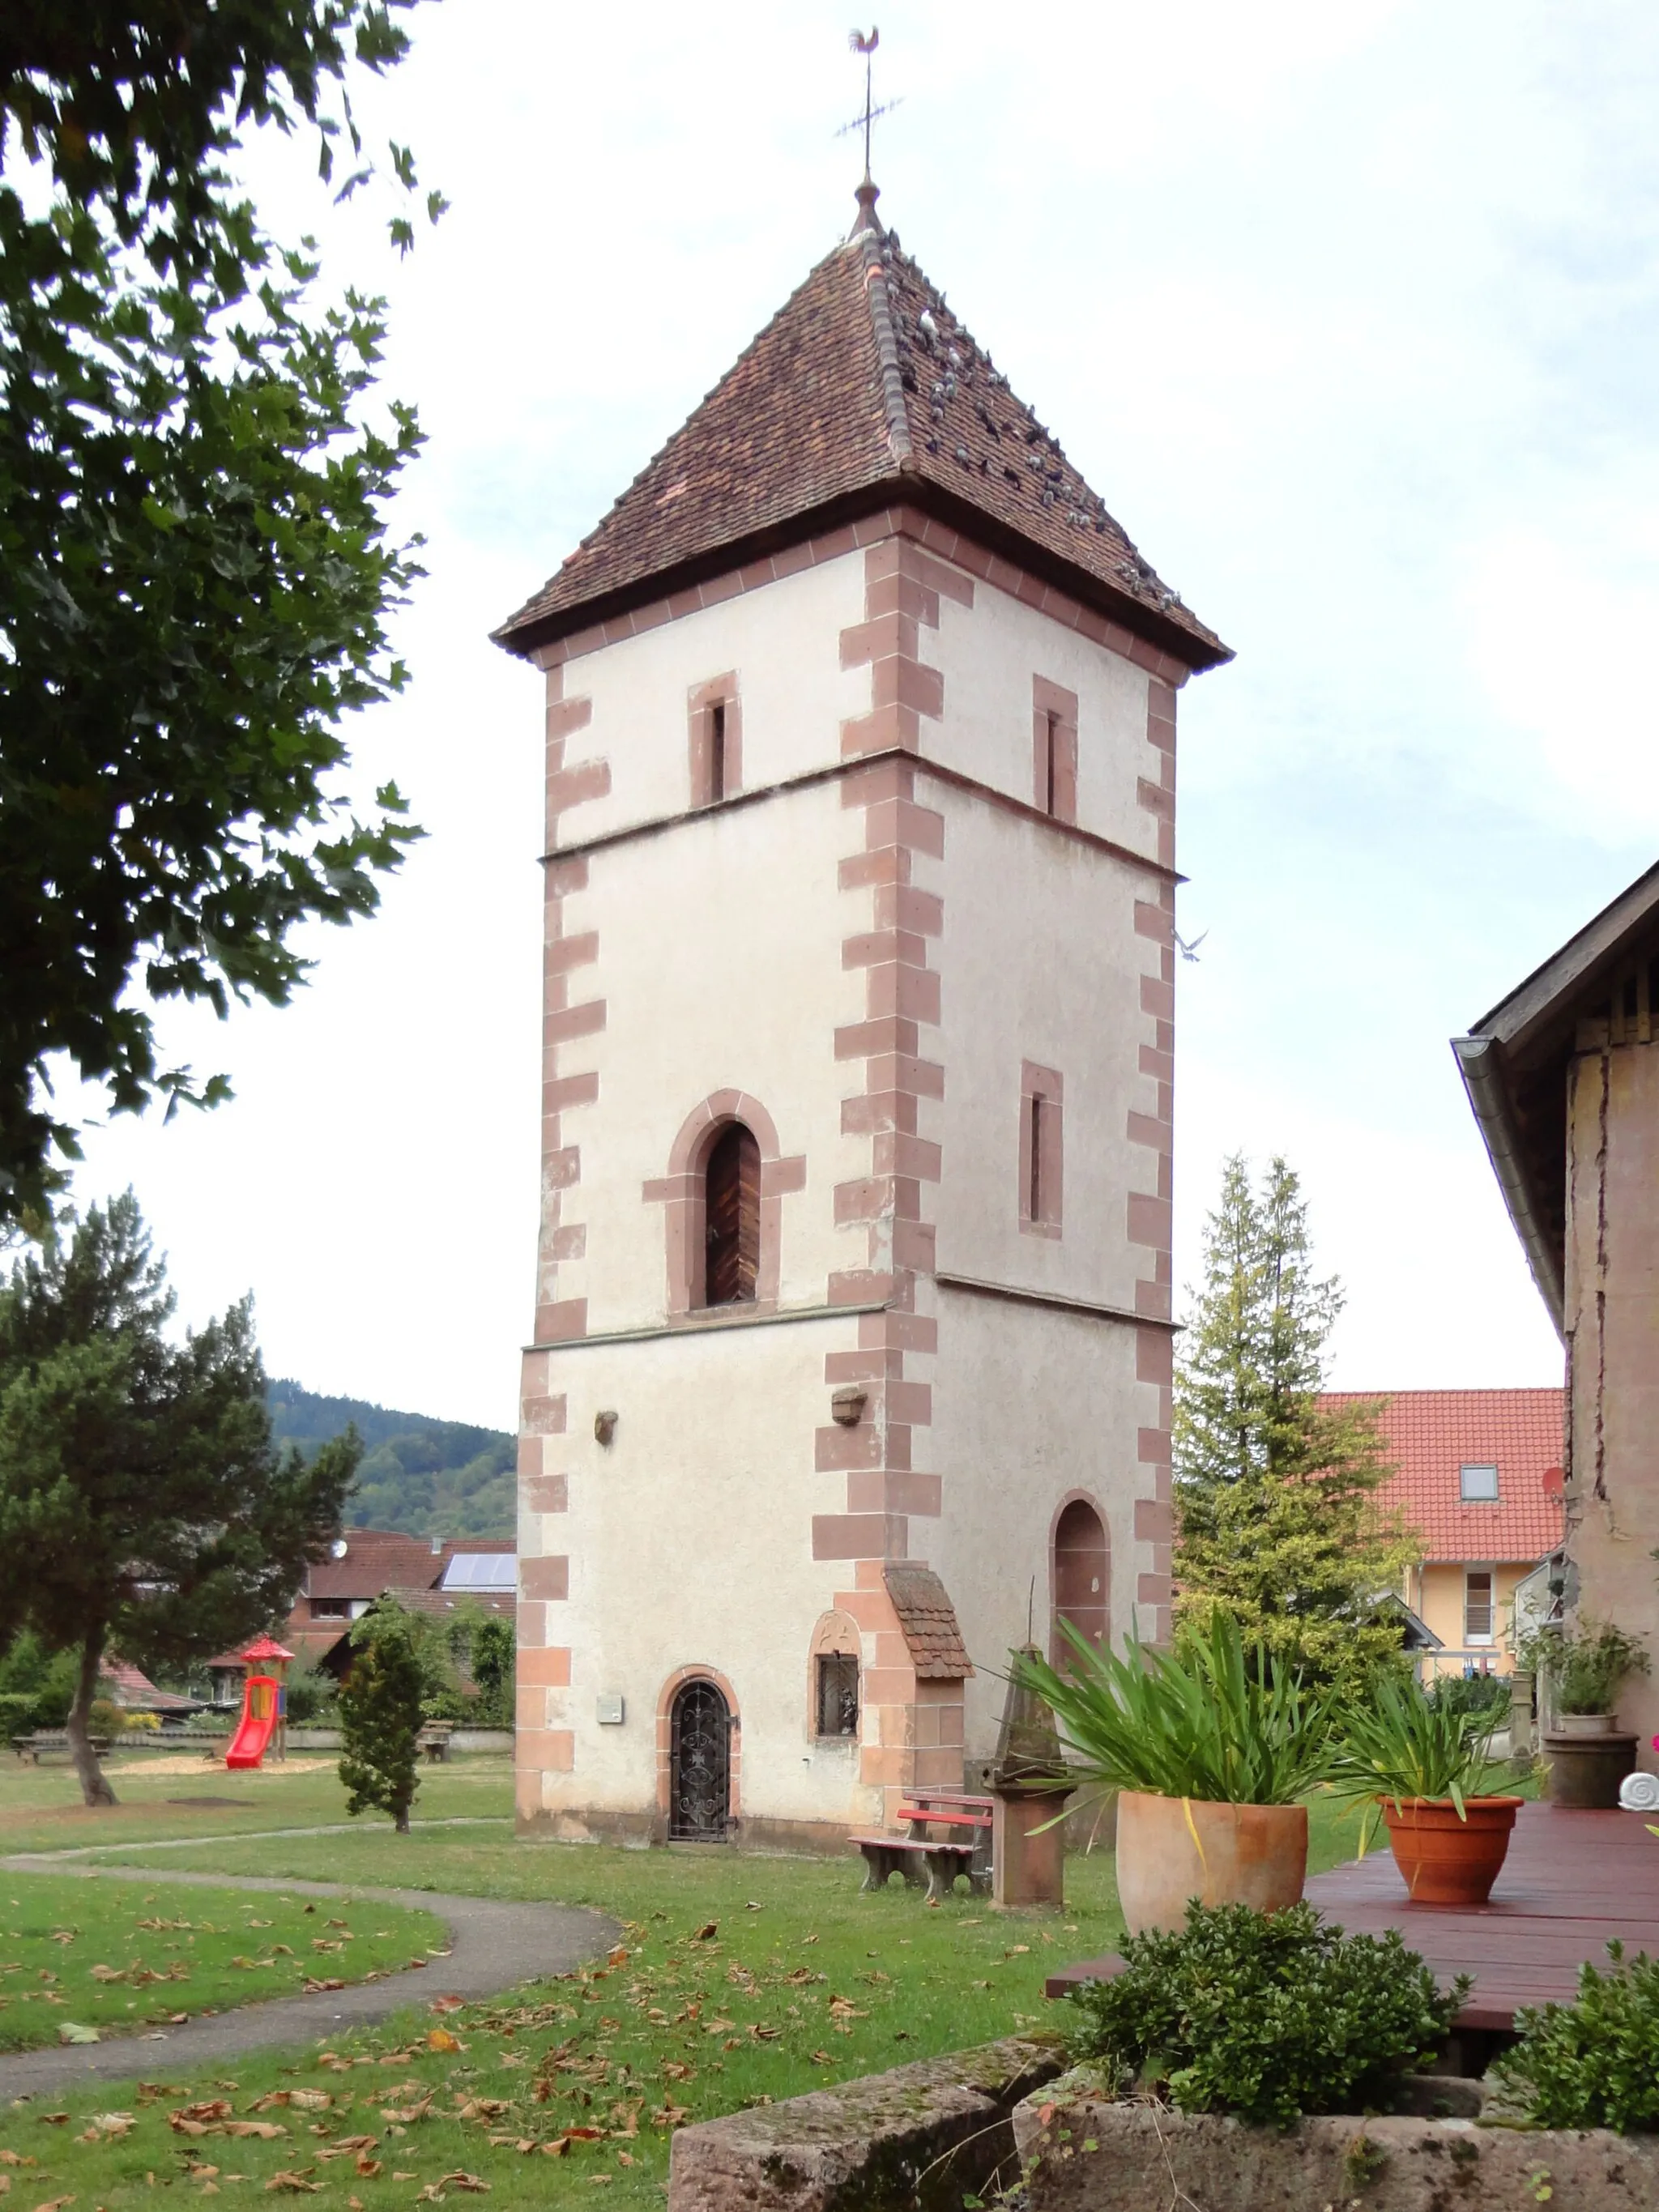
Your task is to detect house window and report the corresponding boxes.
[703,1122,760,1305]
[1019,1062,1064,1236]
[311,1596,349,1619]
[1465,1569,1495,1644]
[816,1652,859,1738]
[1460,1463,1499,1502]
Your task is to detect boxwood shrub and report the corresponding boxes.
[1065,1900,1467,2129]
[1492,1941,1659,2133]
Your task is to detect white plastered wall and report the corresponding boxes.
[525,1314,886,1831]
[552,779,867,1334]
[553,551,871,845]
[925,573,1158,859]
[928,784,1158,1312]
[926,1294,1150,1756]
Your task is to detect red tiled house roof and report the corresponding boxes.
[100,1659,198,1714]
[1321,1389,1566,1566]
[300,1529,452,1604]
[494,191,1228,672]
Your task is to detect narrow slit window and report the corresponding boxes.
[816,1652,859,1738]
[1020,1063,1063,1234]
[703,1121,760,1306]
[1029,1094,1045,1221]
[1041,714,1058,816]
[1465,1570,1495,1644]
[709,701,727,804]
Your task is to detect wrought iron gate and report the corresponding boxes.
[668,1678,732,1841]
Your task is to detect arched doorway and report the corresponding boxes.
[668,1677,732,1840]
[1051,1499,1110,1670]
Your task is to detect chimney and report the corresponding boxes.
[430,1536,442,1556]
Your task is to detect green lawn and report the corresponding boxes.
[0,1751,512,1858]
[0,1758,1378,2212]
[0,1873,446,2051]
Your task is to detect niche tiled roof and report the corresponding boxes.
[495,198,1226,670]
[884,1562,973,1680]
[1320,1389,1566,1567]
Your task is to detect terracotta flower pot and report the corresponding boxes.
[1380,1796,1523,1907]
[1115,1790,1308,1936]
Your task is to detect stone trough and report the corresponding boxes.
[668,2043,1659,2212]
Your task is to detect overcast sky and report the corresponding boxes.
[58,0,1659,1429]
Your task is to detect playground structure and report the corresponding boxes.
[225,1635,294,1769]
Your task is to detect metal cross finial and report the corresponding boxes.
[840,27,902,184]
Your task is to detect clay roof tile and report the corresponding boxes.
[495,215,1226,670]
[882,1563,973,1680]
[1320,1388,1566,1567]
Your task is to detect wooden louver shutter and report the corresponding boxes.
[705,1123,761,1305]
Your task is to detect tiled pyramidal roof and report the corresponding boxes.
[495,197,1226,667]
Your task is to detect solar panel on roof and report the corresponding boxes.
[439,1553,516,1591]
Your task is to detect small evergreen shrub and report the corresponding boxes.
[1492,1941,1659,2133]
[339,1604,423,1834]
[87,1697,126,1739]
[1423,1671,1511,1720]
[1065,1901,1466,2128]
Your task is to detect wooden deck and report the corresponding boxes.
[1045,1804,1659,2033]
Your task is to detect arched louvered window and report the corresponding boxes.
[704,1122,760,1306]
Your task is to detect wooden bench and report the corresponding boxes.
[11,1733,113,1765]
[851,1833,978,1903]
[899,1789,995,1894]
[852,1789,996,1903]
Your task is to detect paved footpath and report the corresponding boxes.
[0,1861,615,2100]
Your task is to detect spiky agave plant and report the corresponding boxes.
[1325,1669,1507,1824]
[1011,1609,1339,1809]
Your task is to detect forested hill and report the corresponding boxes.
[267,1380,514,1539]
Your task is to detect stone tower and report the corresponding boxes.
[494,185,1229,1847]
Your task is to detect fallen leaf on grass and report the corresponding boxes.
[451,2100,509,2123]
[31,2195,74,2212]
[247,2092,331,2115]
[224,2125,290,2142]
[76,2115,132,2143]
[605,1946,628,1967]
[649,2107,689,2131]
[429,1997,465,2017]
[380,2101,432,2126]
[354,2160,382,2180]
[302,1980,345,1996]
[88,1966,125,1984]
[615,2154,635,2169]
[425,2031,462,2054]
[33,2119,68,2130]
[689,1923,717,1943]
[262,2175,322,2194]
[659,2064,694,2083]
[391,2176,416,2184]
[810,2052,833,2067]
[56,2026,98,2046]
[326,2139,379,2155]
[586,2178,611,2188]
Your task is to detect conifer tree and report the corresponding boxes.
[338,1602,423,1834]
[0,1193,357,1804]
[1172,1154,1415,1684]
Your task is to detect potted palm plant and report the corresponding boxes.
[1012,1610,1337,1935]
[1326,1670,1520,1906]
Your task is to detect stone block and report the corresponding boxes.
[1013,2087,1659,2212]
[669,2037,1064,2212]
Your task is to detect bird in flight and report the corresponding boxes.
[1173,929,1207,963]
[850,27,879,53]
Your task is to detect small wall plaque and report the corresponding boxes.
[596,1691,625,1726]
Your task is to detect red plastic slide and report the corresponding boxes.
[225,1673,279,1769]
